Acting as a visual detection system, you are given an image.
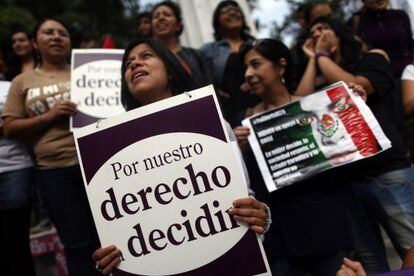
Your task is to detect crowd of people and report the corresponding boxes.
[0,0,414,275]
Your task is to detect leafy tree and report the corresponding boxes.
[0,0,143,57]
[269,0,361,44]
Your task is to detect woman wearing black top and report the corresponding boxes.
[297,17,414,274]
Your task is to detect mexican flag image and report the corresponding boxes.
[243,81,391,192]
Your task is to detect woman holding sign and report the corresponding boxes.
[234,39,363,275]
[297,17,414,273]
[91,37,270,275]
[2,19,100,275]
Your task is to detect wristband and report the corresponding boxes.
[314,50,330,60]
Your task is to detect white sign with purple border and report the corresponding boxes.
[73,85,271,276]
[70,49,125,130]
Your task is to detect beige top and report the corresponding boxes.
[2,68,78,168]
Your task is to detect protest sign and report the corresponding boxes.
[243,81,391,192]
[70,49,125,130]
[73,85,270,275]
[0,81,11,111]
[375,268,414,276]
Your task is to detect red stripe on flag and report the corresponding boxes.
[327,86,379,156]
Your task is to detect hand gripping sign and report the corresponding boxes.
[70,49,125,130]
[73,85,270,275]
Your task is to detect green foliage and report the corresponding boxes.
[0,5,36,41]
[0,0,143,55]
[269,0,358,45]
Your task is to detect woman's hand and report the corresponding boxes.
[218,89,231,99]
[229,198,267,234]
[233,126,250,150]
[336,257,366,276]
[302,38,315,59]
[315,31,337,54]
[41,100,77,123]
[348,82,367,102]
[92,245,122,275]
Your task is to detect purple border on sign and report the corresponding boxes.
[72,52,124,128]
[77,95,226,183]
[112,230,266,276]
[374,268,414,276]
[73,53,124,69]
[73,110,102,128]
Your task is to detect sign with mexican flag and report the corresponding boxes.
[243,81,391,192]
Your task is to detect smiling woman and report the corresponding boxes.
[150,1,212,87]
[2,18,101,275]
[91,37,270,275]
[6,28,36,80]
[232,38,362,276]
[201,0,259,127]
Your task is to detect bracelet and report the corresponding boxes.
[314,50,330,60]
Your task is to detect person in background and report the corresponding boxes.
[78,30,100,48]
[201,0,259,127]
[347,0,413,77]
[137,11,152,38]
[0,51,6,80]
[309,1,333,22]
[0,79,35,276]
[402,64,414,117]
[297,16,414,274]
[6,27,36,81]
[2,18,100,275]
[235,38,361,276]
[5,26,53,235]
[291,1,333,90]
[151,1,210,87]
[336,245,414,275]
[401,64,414,163]
[89,37,270,275]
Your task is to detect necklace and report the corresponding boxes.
[263,93,293,111]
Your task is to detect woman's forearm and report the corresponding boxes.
[402,79,414,117]
[3,114,54,140]
[295,58,317,96]
[317,56,375,94]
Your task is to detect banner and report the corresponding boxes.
[73,85,270,276]
[243,81,391,192]
[70,49,125,130]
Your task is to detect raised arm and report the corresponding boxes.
[314,32,375,95]
[295,38,317,96]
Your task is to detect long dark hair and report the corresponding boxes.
[239,39,294,92]
[151,1,184,37]
[121,38,198,111]
[213,0,253,41]
[5,27,36,81]
[309,17,363,69]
